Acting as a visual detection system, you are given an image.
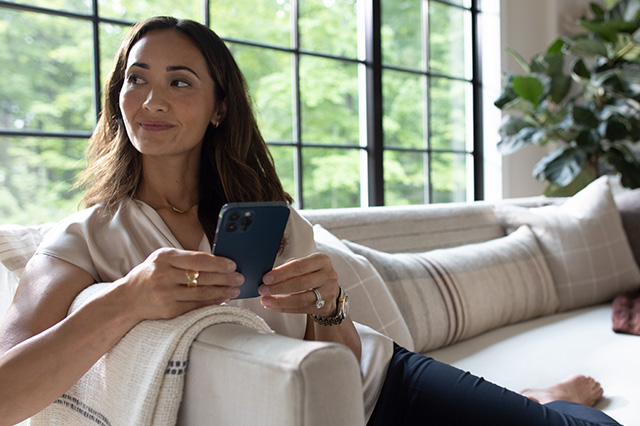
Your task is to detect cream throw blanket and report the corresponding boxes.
[29,283,273,426]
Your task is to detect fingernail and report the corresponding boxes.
[262,273,274,284]
[231,288,241,298]
[258,285,270,296]
[227,262,237,272]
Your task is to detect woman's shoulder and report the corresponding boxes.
[42,203,116,242]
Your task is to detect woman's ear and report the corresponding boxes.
[211,100,227,128]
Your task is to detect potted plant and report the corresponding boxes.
[494,0,640,196]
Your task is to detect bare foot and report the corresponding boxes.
[520,375,603,407]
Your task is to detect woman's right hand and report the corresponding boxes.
[116,247,245,322]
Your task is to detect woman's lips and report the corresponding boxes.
[138,121,175,131]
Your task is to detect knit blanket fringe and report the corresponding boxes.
[29,283,272,426]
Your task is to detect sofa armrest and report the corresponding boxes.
[177,323,365,426]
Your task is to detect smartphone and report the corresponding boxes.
[212,201,290,299]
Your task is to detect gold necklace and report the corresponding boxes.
[153,202,197,214]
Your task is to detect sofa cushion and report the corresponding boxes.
[0,223,54,278]
[313,225,414,350]
[615,187,640,268]
[0,223,55,319]
[344,225,558,353]
[303,202,514,254]
[495,176,640,312]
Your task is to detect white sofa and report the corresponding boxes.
[1,177,639,425]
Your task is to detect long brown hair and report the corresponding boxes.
[78,16,291,241]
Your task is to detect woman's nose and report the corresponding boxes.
[143,88,169,112]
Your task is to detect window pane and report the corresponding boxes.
[0,136,85,226]
[447,0,472,8]
[429,2,472,79]
[230,44,293,143]
[269,145,296,200]
[4,0,91,13]
[99,23,128,90]
[302,147,360,208]
[99,0,201,23]
[381,0,424,70]
[430,77,471,152]
[299,0,358,58]
[1,10,94,132]
[384,150,427,206]
[300,56,359,146]
[210,0,291,48]
[479,0,500,14]
[431,152,468,203]
[383,70,426,149]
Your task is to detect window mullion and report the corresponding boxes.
[91,0,101,123]
[363,0,384,206]
[471,0,484,200]
[291,0,304,209]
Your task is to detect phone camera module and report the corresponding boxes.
[240,216,252,231]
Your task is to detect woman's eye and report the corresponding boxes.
[126,75,144,85]
[172,79,191,88]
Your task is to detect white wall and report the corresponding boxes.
[494,0,597,199]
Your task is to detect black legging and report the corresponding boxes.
[368,344,622,426]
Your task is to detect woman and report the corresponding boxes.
[0,16,621,426]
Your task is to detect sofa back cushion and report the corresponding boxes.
[302,201,540,254]
[0,223,55,318]
[495,176,640,312]
[615,188,640,269]
[345,225,559,353]
[314,225,414,350]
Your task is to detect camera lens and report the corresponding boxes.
[229,212,240,222]
[226,223,238,232]
[240,217,252,231]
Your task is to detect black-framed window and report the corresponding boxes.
[0,0,495,225]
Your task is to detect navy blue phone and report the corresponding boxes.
[212,201,290,299]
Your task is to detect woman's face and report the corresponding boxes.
[119,29,224,158]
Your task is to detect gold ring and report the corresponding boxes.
[186,270,199,288]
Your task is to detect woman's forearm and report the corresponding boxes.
[305,316,362,362]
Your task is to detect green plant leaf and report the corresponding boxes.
[619,63,640,95]
[512,75,544,108]
[572,105,598,127]
[494,74,519,108]
[497,115,538,155]
[543,167,596,197]
[580,19,639,43]
[505,46,531,73]
[547,38,567,54]
[568,38,609,57]
[590,2,606,20]
[576,129,601,152]
[615,34,640,62]
[603,118,629,140]
[606,146,640,189]
[572,59,591,79]
[608,0,640,23]
[534,147,587,186]
[550,75,573,104]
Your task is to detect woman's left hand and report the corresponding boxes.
[258,252,339,317]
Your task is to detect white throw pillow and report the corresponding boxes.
[345,225,558,353]
[313,225,414,350]
[0,223,54,319]
[495,176,640,312]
